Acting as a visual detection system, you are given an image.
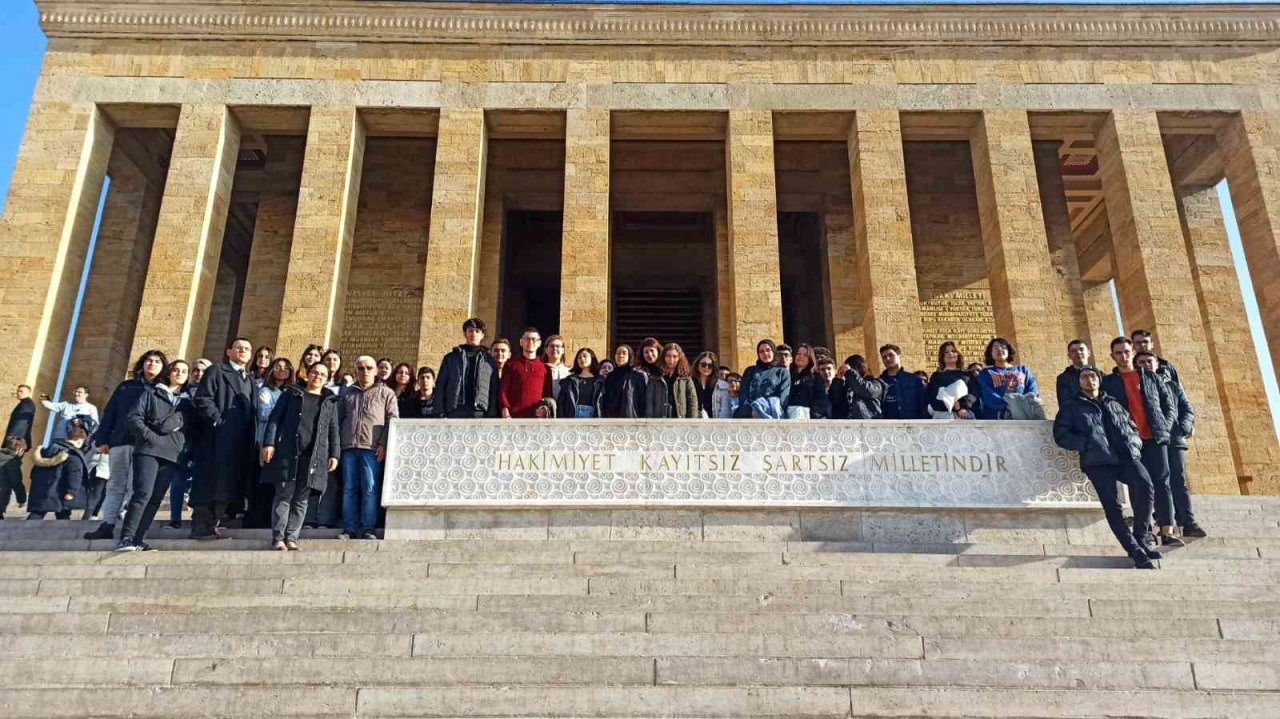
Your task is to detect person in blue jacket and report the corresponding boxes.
[977,337,1040,419]
[878,344,926,420]
[734,340,791,418]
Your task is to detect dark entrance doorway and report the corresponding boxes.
[610,211,717,354]
[778,211,830,348]
[499,210,563,340]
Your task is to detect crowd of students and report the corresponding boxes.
[0,317,1204,567]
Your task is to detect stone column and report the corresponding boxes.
[714,204,734,366]
[418,108,488,367]
[472,181,504,331]
[238,137,305,352]
[559,108,611,354]
[275,107,366,363]
[724,110,785,371]
[1095,111,1236,493]
[848,109,924,372]
[130,104,240,361]
[1177,185,1280,495]
[1218,112,1280,388]
[0,102,114,403]
[1033,141,1092,345]
[825,195,861,363]
[1082,281,1120,359]
[970,110,1065,409]
[67,150,163,401]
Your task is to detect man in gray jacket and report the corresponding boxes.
[338,356,399,540]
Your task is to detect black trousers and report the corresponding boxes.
[1085,461,1154,556]
[1168,446,1197,527]
[119,454,176,543]
[81,475,106,520]
[191,501,228,538]
[1141,439,1173,528]
[305,470,341,527]
[243,463,274,529]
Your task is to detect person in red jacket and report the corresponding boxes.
[500,328,553,418]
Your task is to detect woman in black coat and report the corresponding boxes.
[117,360,193,550]
[786,344,831,419]
[27,419,93,520]
[261,362,342,550]
[600,344,646,419]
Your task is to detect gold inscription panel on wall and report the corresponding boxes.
[921,288,995,363]
[342,285,422,360]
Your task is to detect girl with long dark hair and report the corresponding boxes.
[600,344,646,418]
[558,348,603,418]
[691,351,718,418]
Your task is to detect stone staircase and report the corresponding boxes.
[0,495,1279,717]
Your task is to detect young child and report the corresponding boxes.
[712,373,742,419]
[0,436,27,519]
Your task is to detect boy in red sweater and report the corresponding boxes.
[500,328,553,418]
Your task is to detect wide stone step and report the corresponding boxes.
[106,610,646,634]
[0,632,413,658]
[924,637,1280,663]
[0,686,355,718]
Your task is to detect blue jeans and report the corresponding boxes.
[341,449,380,535]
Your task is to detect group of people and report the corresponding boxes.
[0,316,1204,566]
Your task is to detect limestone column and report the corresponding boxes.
[418,108,488,367]
[825,196,861,363]
[129,104,240,361]
[0,102,114,405]
[472,180,504,330]
[238,137,305,351]
[67,150,163,401]
[1082,281,1120,359]
[1177,185,1280,495]
[970,110,1065,410]
[559,108,611,354]
[848,109,924,372]
[1033,141,1091,345]
[275,107,366,363]
[1095,111,1236,493]
[725,110,785,371]
[1219,112,1280,388]
[714,204,733,365]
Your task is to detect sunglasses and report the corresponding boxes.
[697,361,713,367]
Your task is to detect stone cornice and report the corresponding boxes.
[35,1,1280,47]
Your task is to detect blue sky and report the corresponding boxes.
[3,0,1278,438]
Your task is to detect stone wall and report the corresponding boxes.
[905,141,996,370]
[341,137,435,363]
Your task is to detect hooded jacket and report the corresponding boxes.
[128,384,193,465]
[262,386,342,491]
[27,439,89,513]
[1101,367,1176,445]
[1053,391,1143,470]
[734,363,791,419]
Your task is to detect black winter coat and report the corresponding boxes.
[432,345,500,418]
[788,370,832,418]
[600,367,647,419]
[27,439,89,513]
[262,387,342,491]
[191,363,257,505]
[557,375,604,419]
[926,369,980,416]
[1163,375,1196,449]
[127,384,192,465]
[5,397,34,448]
[1101,368,1176,445]
[1053,391,1143,470]
[94,378,149,448]
[735,363,791,418]
[1054,365,1097,413]
[842,373,887,420]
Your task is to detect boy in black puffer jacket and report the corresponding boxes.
[1054,367,1161,569]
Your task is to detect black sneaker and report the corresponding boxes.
[166,521,182,530]
[361,532,378,540]
[1181,523,1207,538]
[134,541,155,552]
[1140,544,1163,561]
[1160,534,1187,548]
[84,523,115,541]
[114,540,140,553]
[1132,555,1157,570]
